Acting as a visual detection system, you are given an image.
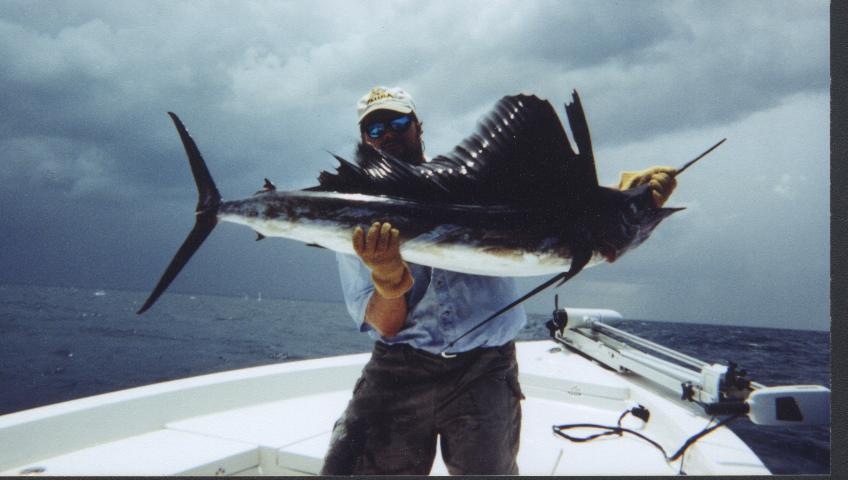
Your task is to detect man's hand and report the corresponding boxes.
[618,166,678,207]
[353,222,413,299]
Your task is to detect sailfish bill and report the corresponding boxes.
[138,92,723,344]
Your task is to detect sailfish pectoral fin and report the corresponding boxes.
[440,247,593,357]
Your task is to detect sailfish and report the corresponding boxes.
[137,90,722,350]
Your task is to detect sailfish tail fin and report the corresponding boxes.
[137,113,222,314]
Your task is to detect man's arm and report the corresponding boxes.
[363,290,407,338]
[353,222,414,338]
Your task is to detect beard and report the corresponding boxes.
[384,141,423,164]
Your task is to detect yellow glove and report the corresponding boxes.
[353,222,414,299]
[618,166,678,207]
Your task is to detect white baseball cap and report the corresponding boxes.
[356,86,417,123]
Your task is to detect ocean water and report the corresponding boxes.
[0,284,830,474]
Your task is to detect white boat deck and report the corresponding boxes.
[0,340,770,476]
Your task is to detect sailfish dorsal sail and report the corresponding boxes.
[313,91,599,206]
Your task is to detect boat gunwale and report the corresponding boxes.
[0,340,770,475]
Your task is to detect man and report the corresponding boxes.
[320,86,676,475]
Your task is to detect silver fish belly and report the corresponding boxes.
[217,190,601,276]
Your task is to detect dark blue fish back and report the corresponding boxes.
[312,92,599,206]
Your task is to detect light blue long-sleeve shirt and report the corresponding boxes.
[336,252,527,354]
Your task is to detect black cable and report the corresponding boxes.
[667,414,741,461]
[552,406,742,466]
[676,415,710,474]
[553,422,669,456]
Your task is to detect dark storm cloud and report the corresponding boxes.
[0,1,828,194]
[0,0,830,330]
[413,1,828,151]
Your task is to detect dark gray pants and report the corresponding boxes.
[320,341,524,475]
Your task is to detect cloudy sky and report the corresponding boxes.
[0,0,829,330]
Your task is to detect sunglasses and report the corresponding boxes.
[363,114,414,139]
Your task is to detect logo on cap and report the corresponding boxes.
[365,87,395,105]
